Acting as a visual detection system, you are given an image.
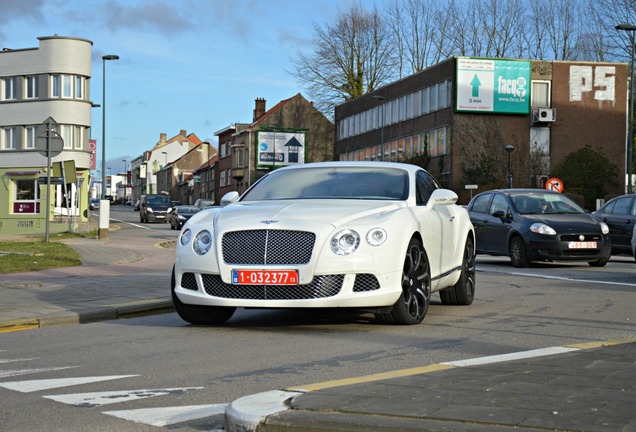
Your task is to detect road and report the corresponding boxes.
[1,206,635,431]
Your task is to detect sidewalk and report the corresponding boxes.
[2,225,635,432]
[0,223,175,332]
[228,338,636,432]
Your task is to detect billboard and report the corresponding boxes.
[256,131,305,168]
[455,57,531,114]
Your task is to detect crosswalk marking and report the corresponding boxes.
[43,387,204,407]
[0,366,76,379]
[0,375,139,393]
[103,404,227,427]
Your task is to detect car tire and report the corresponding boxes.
[376,238,431,325]
[588,258,608,267]
[440,236,475,306]
[171,268,236,325]
[509,236,530,268]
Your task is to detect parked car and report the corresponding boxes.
[467,189,611,267]
[172,161,476,326]
[89,198,100,210]
[169,205,201,230]
[194,198,215,209]
[139,194,171,223]
[592,194,635,256]
[632,225,636,261]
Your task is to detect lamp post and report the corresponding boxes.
[101,54,119,199]
[122,159,127,202]
[372,95,385,161]
[505,144,514,188]
[616,24,635,194]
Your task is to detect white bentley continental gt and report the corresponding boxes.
[172,161,476,325]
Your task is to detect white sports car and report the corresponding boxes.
[172,161,476,325]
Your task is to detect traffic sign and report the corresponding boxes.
[545,177,564,192]
[36,130,64,157]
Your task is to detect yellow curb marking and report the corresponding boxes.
[287,364,455,392]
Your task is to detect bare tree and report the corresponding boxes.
[386,0,450,76]
[290,3,395,115]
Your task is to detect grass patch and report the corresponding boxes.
[0,240,82,274]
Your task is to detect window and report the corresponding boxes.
[75,76,83,99]
[26,126,37,149]
[429,83,439,111]
[62,75,72,98]
[13,179,39,214]
[220,170,226,186]
[416,170,440,205]
[234,148,245,168]
[490,194,509,215]
[52,75,61,97]
[405,93,413,119]
[471,193,492,214]
[391,99,399,123]
[413,90,421,117]
[439,81,448,109]
[26,76,39,99]
[384,102,391,126]
[3,77,17,100]
[74,126,84,149]
[532,81,551,107]
[60,125,73,149]
[421,88,429,114]
[2,127,17,149]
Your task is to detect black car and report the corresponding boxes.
[168,205,201,230]
[467,189,611,267]
[592,194,635,256]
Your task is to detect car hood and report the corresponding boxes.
[193,200,405,231]
[523,213,605,233]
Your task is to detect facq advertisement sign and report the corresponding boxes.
[455,57,531,114]
[256,131,305,168]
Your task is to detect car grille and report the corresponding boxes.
[201,274,343,299]
[560,234,603,242]
[181,272,379,298]
[222,230,316,265]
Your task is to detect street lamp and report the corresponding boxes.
[101,54,119,199]
[505,144,514,188]
[372,95,385,161]
[122,159,127,202]
[616,24,636,194]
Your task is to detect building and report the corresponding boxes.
[0,36,94,235]
[129,129,212,202]
[335,57,628,204]
[226,94,335,197]
[155,141,214,204]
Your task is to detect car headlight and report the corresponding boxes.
[600,222,610,235]
[366,228,387,246]
[193,230,213,255]
[178,215,186,220]
[147,207,154,213]
[530,223,556,235]
[180,229,192,246]
[330,229,360,255]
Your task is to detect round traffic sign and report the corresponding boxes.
[36,130,64,158]
[545,177,564,193]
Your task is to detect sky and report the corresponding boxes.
[0,0,351,174]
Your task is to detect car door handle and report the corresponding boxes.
[449,216,455,222]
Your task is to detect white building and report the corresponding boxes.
[0,35,94,235]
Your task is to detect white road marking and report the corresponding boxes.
[442,346,580,367]
[43,387,203,407]
[0,358,38,364]
[103,404,227,427]
[0,366,76,379]
[484,268,636,287]
[0,375,138,393]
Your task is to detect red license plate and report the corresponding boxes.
[232,269,298,285]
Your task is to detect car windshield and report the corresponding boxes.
[241,166,410,201]
[511,192,585,214]
[178,206,200,215]
[147,196,170,205]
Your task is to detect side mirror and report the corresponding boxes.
[221,191,240,207]
[492,210,512,221]
[426,189,458,210]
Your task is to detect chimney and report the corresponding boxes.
[160,133,167,142]
[180,129,187,137]
[253,98,266,121]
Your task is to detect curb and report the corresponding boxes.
[224,337,636,432]
[0,299,173,333]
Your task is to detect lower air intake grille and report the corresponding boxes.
[201,274,344,300]
[181,272,198,291]
[353,274,380,292]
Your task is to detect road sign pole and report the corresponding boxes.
[44,118,52,242]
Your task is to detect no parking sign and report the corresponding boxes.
[545,177,564,192]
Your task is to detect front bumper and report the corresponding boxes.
[525,233,611,262]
